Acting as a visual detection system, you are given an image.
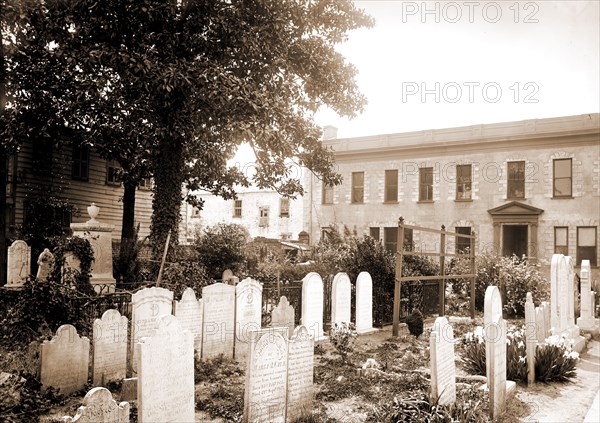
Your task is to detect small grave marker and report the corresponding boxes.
[355,272,374,333]
[524,292,536,386]
[271,296,295,338]
[62,387,129,423]
[7,240,30,287]
[331,273,351,324]
[301,272,324,340]
[36,248,54,282]
[429,316,456,406]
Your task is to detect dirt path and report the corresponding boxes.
[519,337,600,423]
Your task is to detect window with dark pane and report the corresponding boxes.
[419,167,433,201]
[456,164,472,200]
[507,161,525,199]
[352,172,364,203]
[554,227,568,256]
[384,169,398,202]
[553,158,572,197]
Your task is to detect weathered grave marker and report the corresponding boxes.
[271,296,295,338]
[429,316,456,406]
[93,309,128,385]
[331,272,351,324]
[524,292,536,386]
[137,314,195,423]
[301,272,324,340]
[286,325,314,421]
[235,278,263,359]
[40,324,90,395]
[7,240,30,287]
[130,287,173,373]
[244,328,289,423]
[36,248,54,282]
[355,271,374,334]
[202,282,236,359]
[174,287,203,355]
[62,387,129,422]
[577,260,599,332]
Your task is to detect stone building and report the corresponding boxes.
[304,114,600,281]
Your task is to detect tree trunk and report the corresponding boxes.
[0,5,7,285]
[150,138,185,262]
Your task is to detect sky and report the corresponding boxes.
[314,0,600,138]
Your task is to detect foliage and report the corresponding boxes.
[0,371,65,422]
[47,236,95,294]
[114,224,147,286]
[406,309,424,338]
[194,354,244,385]
[194,223,249,278]
[329,322,358,364]
[459,325,579,383]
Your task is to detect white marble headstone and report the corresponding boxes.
[286,325,314,422]
[301,272,324,341]
[93,309,128,385]
[484,286,506,419]
[271,296,295,338]
[524,292,536,386]
[36,248,54,282]
[235,278,263,359]
[355,272,374,333]
[62,387,129,422]
[331,273,351,324]
[174,287,203,355]
[202,283,236,359]
[7,240,31,287]
[429,316,456,406]
[577,260,598,331]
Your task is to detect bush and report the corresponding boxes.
[159,246,211,298]
[406,309,424,338]
[329,322,358,364]
[194,223,249,278]
[459,324,579,383]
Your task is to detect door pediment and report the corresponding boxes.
[487,201,544,216]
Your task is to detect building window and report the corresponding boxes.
[32,138,53,174]
[369,227,380,241]
[233,200,242,218]
[577,227,597,266]
[322,183,333,204]
[456,164,472,200]
[138,178,152,190]
[507,161,525,199]
[554,226,568,256]
[455,226,471,253]
[321,226,334,242]
[259,207,269,227]
[553,158,572,198]
[351,172,364,203]
[384,169,398,202]
[383,227,397,253]
[419,167,433,201]
[72,144,90,181]
[106,159,121,185]
[404,228,413,251]
[280,197,290,218]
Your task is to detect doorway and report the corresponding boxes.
[502,225,528,258]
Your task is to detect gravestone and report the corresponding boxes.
[174,287,203,355]
[243,328,289,423]
[130,287,174,373]
[7,240,30,287]
[70,203,116,293]
[235,278,263,359]
[301,272,324,341]
[429,316,456,406]
[222,269,235,284]
[550,254,585,351]
[40,325,90,395]
[62,387,129,423]
[271,296,295,338]
[286,325,314,422]
[36,248,54,281]
[577,260,599,332]
[93,309,128,385]
[524,293,536,386]
[137,314,195,423]
[355,272,374,334]
[202,283,236,359]
[331,273,351,324]
[535,303,547,344]
[483,286,514,419]
[542,300,551,339]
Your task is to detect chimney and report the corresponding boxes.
[322,125,338,140]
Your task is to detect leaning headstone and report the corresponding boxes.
[577,260,599,332]
[429,316,456,406]
[286,325,314,422]
[130,287,174,373]
[235,278,263,360]
[93,309,128,386]
[331,273,351,325]
[40,325,90,395]
[243,328,289,423]
[174,287,203,355]
[524,293,536,386]
[36,248,54,281]
[202,283,236,359]
[484,286,514,419]
[222,269,234,284]
[355,272,375,334]
[137,314,195,423]
[7,240,30,287]
[62,387,129,422]
[271,296,295,338]
[301,272,325,341]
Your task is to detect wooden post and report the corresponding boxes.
[439,225,446,316]
[470,231,476,319]
[525,292,537,386]
[393,217,405,337]
[156,229,171,287]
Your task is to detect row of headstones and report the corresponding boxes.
[429,285,514,420]
[302,271,374,340]
[6,240,63,287]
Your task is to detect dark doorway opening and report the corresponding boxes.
[502,225,528,258]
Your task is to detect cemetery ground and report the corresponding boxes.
[9,317,596,423]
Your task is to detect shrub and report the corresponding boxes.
[329,322,358,364]
[459,324,579,383]
[159,246,211,298]
[406,309,424,338]
[194,223,249,278]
